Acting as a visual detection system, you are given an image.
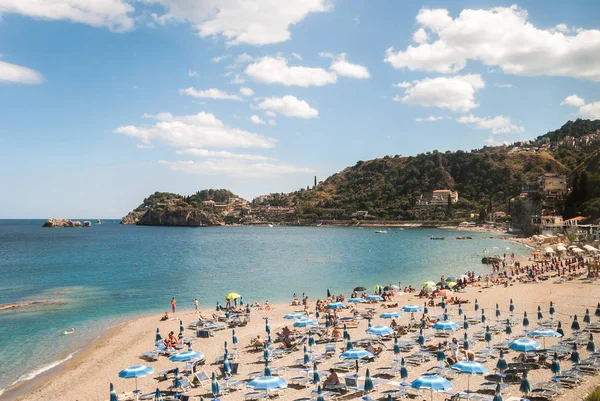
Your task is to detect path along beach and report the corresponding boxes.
[10,250,600,401]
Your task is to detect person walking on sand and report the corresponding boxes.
[171,297,176,314]
[194,298,199,313]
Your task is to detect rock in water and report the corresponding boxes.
[42,218,73,228]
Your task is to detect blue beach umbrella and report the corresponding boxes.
[246,375,288,392]
[481,309,486,323]
[441,298,447,310]
[153,387,163,401]
[303,345,311,364]
[316,385,325,401]
[340,349,374,360]
[588,333,596,352]
[463,315,469,331]
[264,360,272,377]
[308,330,316,347]
[509,299,515,313]
[118,365,154,393]
[179,319,184,333]
[400,358,408,381]
[109,383,119,401]
[216,301,220,311]
[232,329,238,345]
[584,309,591,324]
[393,336,400,356]
[265,318,271,335]
[474,299,479,311]
[509,338,541,352]
[402,304,422,313]
[522,312,529,328]
[366,295,384,301]
[155,328,162,342]
[505,320,512,336]
[520,370,531,395]
[348,297,367,303]
[223,353,232,375]
[557,321,564,336]
[343,325,350,340]
[246,304,251,314]
[458,304,463,316]
[211,372,220,396]
[294,318,318,328]
[326,302,345,309]
[436,343,446,365]
[173,368,182,389]
[493,383,502,401]
[433,320,459,331]
[551,352,561,375]
[313,361,320,385]
[169,345,204,362]
[411,374,452,401]
[452,361,488,393]
[496,304,501,318]
[381,311,401,319]
[366,325,394,336]
[485,326,493,345]
[549,301,555,317]
[463,333,470,351]
[537,306,543,321]
[496,349,508,372]
[284,313,305,319]
[346,340,354,351]
[571,315,580,331]
[528,329,562,349]
[417,329,426,346]
[570,343,580,363]
[364,369,374,393]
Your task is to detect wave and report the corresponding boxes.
[0,349,81,395]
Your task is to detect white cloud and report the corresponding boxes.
[148,0,331,45]
[176,148,271,161]
[268,119,277,126]
[0,0,134,32]
[264,111,276,117]
[561,94,585,107]
[457,114,524,134]
[115,111,276,149]
[230,74,245,84]
[250,115,265,125]
[239,87,254,96]
[0,60,44,84]
[579,102,600,119]
[415,116,450,122]
[413,28,429,43]
[384,5,600,81]
[397,74,485,112]
[258,95,318,119]
[291,53,303,60]
[245,56,336,87]
[235,53,253,63]
[393,81,412,88]
[494,83,513,88]
[159,159,313,178]
[211,54,231,63]
[328,53,370,79]
[188,69,199,77]
[179,87,242,101]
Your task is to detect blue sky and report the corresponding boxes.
[1,0,599,218]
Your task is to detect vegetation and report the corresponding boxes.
[584,386,600,401]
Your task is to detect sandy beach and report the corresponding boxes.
[10,260,600,401]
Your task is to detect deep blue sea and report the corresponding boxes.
[0,220,530,394]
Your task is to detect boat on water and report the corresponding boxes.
[456,236,473,240]
[96,220,102,224]
[375,230,387,234]
[430,236,445,240]
[268,224,274,228]
[397,228,404,230]
[316,223,322,227]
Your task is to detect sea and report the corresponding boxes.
[0,220,531,396]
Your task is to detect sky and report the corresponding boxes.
[1,0,599,218]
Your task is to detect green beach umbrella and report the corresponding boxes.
[441,298,447,310]
[109,383,119,401]
[232,329,238,345]
[463,332,470,351]
[537,306,543,321]
[211,371,220,396]
[505,319,512,336]
[571,315,580,331]
[549,301,555,317]
[364,368,374,393]
[556,321,564,336]
[436,343,446,366]
[308,330,316,347]
[424,302,429,314]
[155,328,162,342]
[346,340,353,351]
[485,325,492,346]
[496,349,508,372]
[570,343,581,363]
[493,383,503,401]
[179,319,184,334]
[481,309,486,323]
[495,304,501,318]
[509,299,515,313]
[343,324,350,340]
[523,311,529,328]
[595,303,600,317]
[423,281,435,288]
[474,299,479,311]
[316,386,325,401]
[584,309,591,324]
[588,333,596,352]
[303,345,311,364]
[153,387,163,401]
[400,358,408,381]
[458,304,463,316]
[520,370,531,395]
[550,352,561,375]
[246,304,251,314]
[393,335,400,356]
[417,328,425,346]
[313,361,320,385]
[265,317,271,335]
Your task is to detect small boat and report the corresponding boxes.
[456,236,465,240]
[397,228,404,231]
[430,236,445,240]
[316,223,322,227]
[63,328,75,335]
[96,220,102,224]
[268,224,274,228]
[375,230,387,234]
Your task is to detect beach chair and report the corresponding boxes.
[289,376,312,387]
[344,376,362,392]
[169,377,192,393]
[192,370,210,387]
[529,388,559,400]
[325,343,336,357]
[332,361,354,371]
[324,382,346,392]
[243,391,269,400]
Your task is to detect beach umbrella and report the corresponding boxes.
[485,326,493,346]
[339,349,374,360]
[508,338,541,352]
[294,318,318,328]
[584,309,592,324]
[366,325,393,337]
[446,276,457,282]
[481,309,486,323]
[109,383,119,401]
[313,361,320,385]
[343,324,350,340]
[240,296,243,305]
[316,386,325,401]
[367,317,372,328]
[284,312,305,319]
[172,368,182,390]
[424,285,436,293]
[381,311,401,319]
[436,343,446,366]
[588,333,597,352]
[153,387,163,401]
[474,299,479,311]
[549,301,555,318]
[422,281,436,288]
[225,292,240,300]
[441,298,447,310]
[373,285,383,291]
[550,352,561,376]
[537,306,543,321]
[496,304,501,318]
[366,295,384,301]
[246,375,288,392]
[169,344,204,363]
[571,315,580,331]
[417,328,426,346]
[463,315,469,331]
[224,341,229,355]
[452,361,488,394]
[393,335,400,356]
[496,349,508,372]
[596,302,600,317]
[570,343,581,363]
[509,299,515,313]
[265,318,271,335]
[211,372,220,396]
[463,333,470,351]
[528,329,562,348]
[403,304,422,313]
[557,321,564,336]
[348,297,367,303]
[326,302,345,309]
[263,343,271,361]
[433,320,459,331]
[443,308,449,321]
[505,320,512,336]
[458,304,463,316]
[522,312,529,328]
[411,374,452,401]
[424,303,429,315]
[264,360,272,377]
[246,304,251,314]
[223,353,232,376]
[155,328,162,342]
[354,286,367,292]
[327,288,332,298]
[400,358,408,381]
[179,319,184,334]
[364,368,374,393]
[118,365,154,394]
[493,383,502,401]
[216,301,220,311]
[519,370,531,395]
[308,330,316,347]
[303,345,311,364]
[324,318,330,329]
[232,329,238,345]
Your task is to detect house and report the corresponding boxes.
[202,200,216,207]
[538,174,567,199]
[430,190,458,206]
[351,210,369,218]
[532,215,564,235]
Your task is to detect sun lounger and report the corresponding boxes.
[332,361,354,371]
[168,377,192,392]
[324,382,346,392]
[192,370,210,387]
[529,389,559,400]
[324,343,337,357]
[289,376,312,387]
[534,382,565,394]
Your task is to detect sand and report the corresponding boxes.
[10,269,600,401]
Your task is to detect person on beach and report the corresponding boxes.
[323,369,339,387]
[171,297,176,313]
[194,298,199,313]
[161,311,170,321]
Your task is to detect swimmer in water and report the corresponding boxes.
[64,328,75,335]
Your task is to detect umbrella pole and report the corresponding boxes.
[431,389,434,401]
[467,375,470,399]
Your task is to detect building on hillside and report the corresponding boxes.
[532,215,564,235]
[430,190,459,206]
[538,173,567,199]
[203,200,215,207]
[351,210,369,218]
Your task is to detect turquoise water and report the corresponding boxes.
[0,220,529,393]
